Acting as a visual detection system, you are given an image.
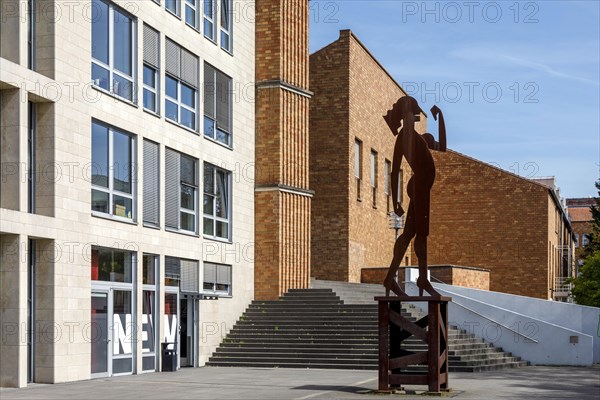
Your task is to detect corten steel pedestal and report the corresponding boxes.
[375,296,451,394]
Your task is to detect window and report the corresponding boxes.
[91,121,135,221]
[143,140,160,227]
[28,102,36,214]
[384,159,391,212]
[203,263,232,295]
[370,150,377,207]
[91,247,134,283]
[203,163,231,240]
[165,257,199,293]
[142,254,158,372]
[220,0,232,52]
[166,0,180,16]
[165,39,199,131]
[143,24,160,113]
[91,0,136,102]
[582,234,590,247]
[28,0,35,70]
[185,0,199,29]
[354,139,362,200]
[574,234,579,248]
[165,148,198,234]
[204,63,232,146]
[203,0,216,41]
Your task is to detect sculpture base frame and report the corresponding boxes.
[375,296,451,394]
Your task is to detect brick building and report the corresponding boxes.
[417,152,575,300]
[254,0,312,300]
[309,30,425,282]
[566,197,595,274]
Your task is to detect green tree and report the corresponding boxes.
[569,251,600,307]
[582,180,600,258]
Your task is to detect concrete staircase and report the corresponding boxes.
[207,282,528,372]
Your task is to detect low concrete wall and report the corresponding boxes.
[406,282,598,366]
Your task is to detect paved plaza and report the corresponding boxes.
[1,366,599,400]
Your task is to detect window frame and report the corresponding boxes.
[141,254,159,373]
[179,154,199,234]
[165,74,198,132]
[91,0,137,104]
[185,0,200,30]
[203,163,232,241]
[91,120,137,223]
[203,262,232,296]
[354,139,362,200]
[165,0,181,17]
[143,64,159,114]
[219,0,232,53]
[203,0,217,42]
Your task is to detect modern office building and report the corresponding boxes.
[1,0,255,387]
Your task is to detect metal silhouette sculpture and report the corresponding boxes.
[382,96,446,298]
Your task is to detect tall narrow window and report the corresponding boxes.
[143,140,160,227]
[142,254,158,372]
[165,39,199,131]
[203,163,231,240]
[91,121,135,221]
[165,148,198,234]
[204,63,232,146]
[384,160,391,212]
[143,24,160,114]
[203,262,232,295]
[28,0,35,70]
[354,139,362,200]
[91,0,136,102]
[28,102,36,214]
[185,0,199,29]
[220,0,232,52]
[203,0,216,41]
[27,239,36,383]
[166,0,180,16]
[370,150,377,208]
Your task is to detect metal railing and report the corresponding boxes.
[554,277,572,295]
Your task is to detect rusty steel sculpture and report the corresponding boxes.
[376,96,451,394]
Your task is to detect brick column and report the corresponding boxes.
[255,0,312,300]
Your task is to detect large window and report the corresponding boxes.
[166,148,198,234]
[203,0,216,41]
[203,163,231,240]
[204,63,232,146]
[143,24,160,114]
[185,0,199,29]
[203,263,232,295]
[91,121,135,221]
[220,0,232,52]
[165,39,199,131]
[91,0,136,102]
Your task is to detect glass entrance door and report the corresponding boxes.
[91,291,109,378]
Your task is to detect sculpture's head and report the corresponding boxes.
[384,95,425,136]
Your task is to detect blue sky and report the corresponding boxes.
[309,1,600,198]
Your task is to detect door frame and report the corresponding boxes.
[90,289,111,379]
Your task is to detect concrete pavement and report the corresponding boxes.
[1,366,599,399]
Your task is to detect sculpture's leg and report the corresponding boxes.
[414,234,441,297]
[383,230,413,296]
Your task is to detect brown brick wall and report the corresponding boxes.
[412,150,552,299]
[255,0,311,300]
